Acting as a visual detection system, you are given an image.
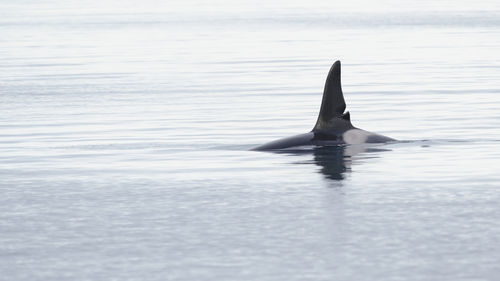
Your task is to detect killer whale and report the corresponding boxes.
[252,60,395,151]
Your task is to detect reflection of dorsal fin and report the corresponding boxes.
[313,61,348,131]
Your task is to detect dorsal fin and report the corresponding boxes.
[313,60,347,131]
[341,111,350,121]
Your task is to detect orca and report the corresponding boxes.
[252,60,395,151]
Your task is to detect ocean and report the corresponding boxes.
[1,0,500,280]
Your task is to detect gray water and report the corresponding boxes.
[1,1,500,280]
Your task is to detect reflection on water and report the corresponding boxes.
[274,145,392,181]
[313,146,350,180]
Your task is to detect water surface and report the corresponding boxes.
[1,1,500,280]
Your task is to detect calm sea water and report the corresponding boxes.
[1,1,500,280]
